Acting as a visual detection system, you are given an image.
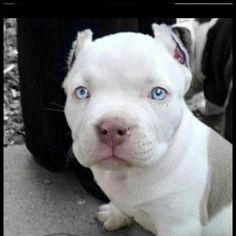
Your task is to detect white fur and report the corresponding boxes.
[91,108,208,236]
[202,203,232,236]
[63,27,232,236]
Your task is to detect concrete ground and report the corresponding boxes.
[4,145,152,236]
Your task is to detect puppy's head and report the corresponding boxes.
[63,25,192,170]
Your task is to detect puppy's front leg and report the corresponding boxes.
[96,202,132,231]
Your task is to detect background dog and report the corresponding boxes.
[172,18,232,142]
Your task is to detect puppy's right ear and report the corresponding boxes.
[63,29,93,94]
[67,29,93,70]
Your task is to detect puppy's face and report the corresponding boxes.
[63,27,191,170]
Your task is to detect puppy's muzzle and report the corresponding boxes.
[95,118,132,147]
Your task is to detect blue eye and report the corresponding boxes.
[75,86,90,99]
[149,87,167,100]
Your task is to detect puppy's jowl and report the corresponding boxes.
[63,24,232,236]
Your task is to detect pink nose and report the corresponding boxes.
[96,118,130,147]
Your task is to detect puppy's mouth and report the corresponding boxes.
[94,154,133,170]
[102,154,129,163]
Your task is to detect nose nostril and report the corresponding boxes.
[101,129,108,136]
[117,129,126,136]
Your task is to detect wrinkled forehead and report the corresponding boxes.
[69,34,184,89]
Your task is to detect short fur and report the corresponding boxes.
[63,25,232,236]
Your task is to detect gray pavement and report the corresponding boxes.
[4,145,153,236]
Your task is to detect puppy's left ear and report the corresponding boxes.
[67,29,93,70]
[152,23,190,68]
[152,23,192,94]
[171,26,193,60]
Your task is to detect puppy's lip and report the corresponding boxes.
[98,155,132,165]
[103,155,125,161]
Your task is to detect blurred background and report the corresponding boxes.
[4,18,25,147]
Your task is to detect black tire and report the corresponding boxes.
[17,19,72,171]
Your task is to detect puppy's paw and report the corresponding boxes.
[96,203,131,231]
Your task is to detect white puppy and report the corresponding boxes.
[63,24,232,236]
